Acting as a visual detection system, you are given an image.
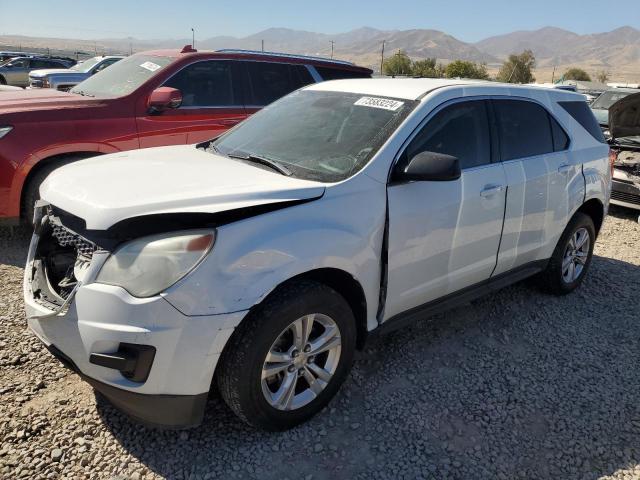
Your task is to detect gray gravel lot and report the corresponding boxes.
[1,207,640,480]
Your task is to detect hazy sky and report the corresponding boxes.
[1,0,638,42]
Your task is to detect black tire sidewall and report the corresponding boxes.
[219,281,356,430]
[549,213,596,294]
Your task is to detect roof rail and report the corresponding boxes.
[214,49,354,66]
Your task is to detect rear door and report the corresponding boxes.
[491,99,575,275]
[384,99,507,320]
[136,60,246,147]
[241,61,315,116]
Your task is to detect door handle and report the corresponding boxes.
[480,185,503,197]
[558,164,572,174]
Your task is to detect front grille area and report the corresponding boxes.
[51,225,97,257]
[611,190,640,206]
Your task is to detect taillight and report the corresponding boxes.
[609,149,617,177]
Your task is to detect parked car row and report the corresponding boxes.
[0,55,76,87]
[28,55,124,91]
[16,53,614,430]
[0,46,373,224]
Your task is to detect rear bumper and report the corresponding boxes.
[611,176,640,211]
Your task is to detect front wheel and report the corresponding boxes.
[216,280,356,431]
[539,212,596,295]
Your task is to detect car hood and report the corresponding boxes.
[40,145,326,230]
[0,88,100,114]
[29,68,71,77]
[609,91,640,139]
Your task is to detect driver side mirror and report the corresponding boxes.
[395,151,461,182]
[148,87,182,113]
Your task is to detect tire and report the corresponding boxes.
[216,280,357,431]
[539,212,595,295]
[0,76,6,85]
[21,155,94,223]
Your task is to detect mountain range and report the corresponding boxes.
[2,25,640,81]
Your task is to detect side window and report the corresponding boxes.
[315,66,370,80]
[31,60,52,69]
[550,115,570,151]
[558,101,606,143]
[403,100,491,170]
[94,59,119,73]
[164,61,236,107]
[244,61,297,106]
[291,65,314,88]
[11,59,30,68]
[493,99,553,161]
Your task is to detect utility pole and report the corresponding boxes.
[191,28,195,48]
[330,40,334,59]
[551,65,556,84]
[261,39,264,52]
[380,40,386,75]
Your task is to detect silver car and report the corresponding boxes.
[29,55,124,91]
[0,56,74,87]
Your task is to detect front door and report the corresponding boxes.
[136,60,247,147]
[384,99,507,320]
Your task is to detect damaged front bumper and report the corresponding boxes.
[611,148,640,210]
[23,203,247,428]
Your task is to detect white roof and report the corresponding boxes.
[305,78,587,102]
[306,78,484,100]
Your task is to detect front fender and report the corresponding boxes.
[162,174,387,330]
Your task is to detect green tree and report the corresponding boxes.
[563,68,591,81]
[383,51,412,76]
[496,50,536,83]
[411,58,445,78]
[444,60,489,80]
[595,70,610,83]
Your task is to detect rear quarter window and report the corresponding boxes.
[315,66,371,80]
[558,101,606,143]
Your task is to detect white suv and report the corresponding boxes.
[24,79,611,431]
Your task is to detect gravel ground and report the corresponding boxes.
[1,206,640,480]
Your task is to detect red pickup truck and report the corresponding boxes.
[0,47,372,224]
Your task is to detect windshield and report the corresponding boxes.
[592,90,636,110]
[70,57,101,72]
[212,90,416,182]
[70,54,172,98]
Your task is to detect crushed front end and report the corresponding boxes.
[23,202,245,428]
[610,146,640,210]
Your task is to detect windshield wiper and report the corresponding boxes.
[227,151,292,176]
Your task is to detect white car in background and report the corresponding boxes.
[24,79,610,431]
[29,55,124,91]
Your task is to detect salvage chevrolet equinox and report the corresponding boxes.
[24,79,611,431]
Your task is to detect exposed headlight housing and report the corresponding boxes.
[96,230,215,297]
[0,126,13,139]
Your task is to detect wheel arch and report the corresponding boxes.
[576,198,605,236]
[240,267,369,350]
[19,151,102,219]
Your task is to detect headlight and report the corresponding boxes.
[0,126,13,139]
[41,78,50,88]
[96,230,215,297]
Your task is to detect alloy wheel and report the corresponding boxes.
[561,227,590,283]
[261,313,342,411]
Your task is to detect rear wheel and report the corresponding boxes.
[539,212,595,295]
[216,280,356,431]
[0,76,6,85]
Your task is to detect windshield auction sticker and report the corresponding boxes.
[354,97,404,111]
[140,61,161,72]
